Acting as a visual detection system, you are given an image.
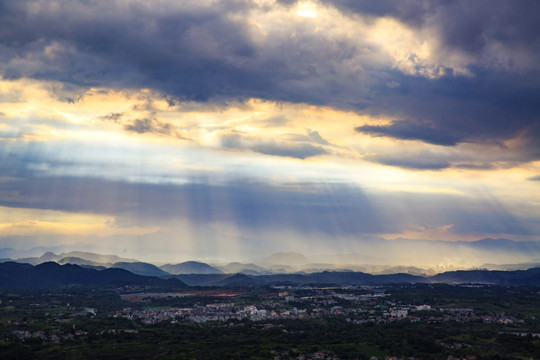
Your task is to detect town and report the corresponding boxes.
[2,284,538,359]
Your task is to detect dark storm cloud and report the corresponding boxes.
[317,0,540,57]
[1,0,540,159]
[279,0,431,26]
[361,71,540,158]
[427,1,540,60]
[356,120,461,146]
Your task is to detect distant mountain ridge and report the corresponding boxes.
[160,261,223,275]
[1,238,540,277]
[216,262,268,275]
[173,268,540,287]
[12,251,137,266]
[113,262,170,277]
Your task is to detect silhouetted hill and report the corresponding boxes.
[216,273,260,287]
[173,274,231,286]
[160,261,223,274]
[431,267,540,286]
[261,271,426,286]
[174,268,540,287]
[176,271,427,286]
[0,262,187,289]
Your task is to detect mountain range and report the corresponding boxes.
[1,261,540,288]
[1,238,540,279]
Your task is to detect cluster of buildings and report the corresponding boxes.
[11,328,84,343]
[109,286,525,327]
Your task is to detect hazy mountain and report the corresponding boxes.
[160,261,223,275]
[267,264,298,274]
[56,257,104,267]
[40,252,59,262]
[378,266,436,276]
[0,262,187,289]
[217,262,267,275]
[14,251,137,266]
[112,262,170,277]
[299,264,437,276]
[3,237,540,271]
[58,251,137,264]
[458,238,540,252]
[479,262,540,271]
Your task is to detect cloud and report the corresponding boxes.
[306,129,330,145]
[98,111,186,138]
[124,117,172,135]
[0,0,539,163]
[321,0,540,68]
[99,112,124,123]
[367,155,450,170]
[356,120,461,146]
[453,163,495,170]
[220,133,327,159]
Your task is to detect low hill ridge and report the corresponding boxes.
[0,261,187,289]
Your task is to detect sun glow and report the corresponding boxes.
[296,2,317,18]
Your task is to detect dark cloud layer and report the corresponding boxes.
[366,155,450,170]
[1,0,539,160]
[356,120,461,146]
[321,0,540,59]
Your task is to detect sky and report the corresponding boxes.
[0,0,539,266]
